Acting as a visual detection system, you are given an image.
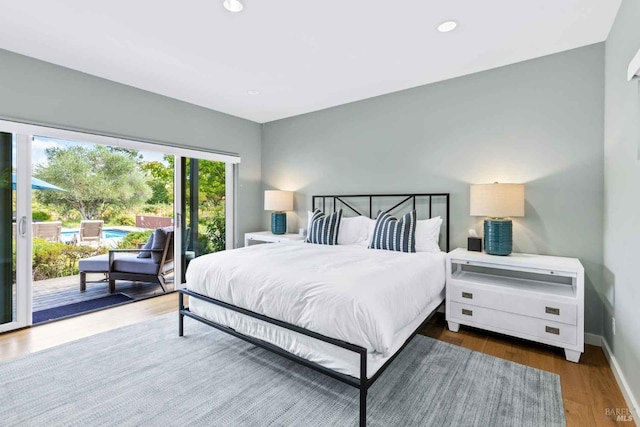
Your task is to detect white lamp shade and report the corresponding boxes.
[470,183,524,218]
[264,190,293,212]
[223,0,243,12]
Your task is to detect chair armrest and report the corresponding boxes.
[108,249,161,266]
[109,249,162,253]
[108,248,164,272]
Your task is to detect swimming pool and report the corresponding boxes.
[61,228,130,241]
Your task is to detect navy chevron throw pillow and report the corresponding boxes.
[369,210,417,253]
[306,209,342,245]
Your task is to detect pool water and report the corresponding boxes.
[102,229,130,239]
[61,228,130,241]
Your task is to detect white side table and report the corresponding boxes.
[445,248,584,363]
[244,231,306,246]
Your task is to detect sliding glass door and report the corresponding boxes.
[0,119,239,331]
[0,132,13,327]
[175,157,236,285]
[0,132,31,333]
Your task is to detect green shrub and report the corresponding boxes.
[32,210,51,222]
[198,203,225,254]
[116,230,153,249]
[111,213,136,226]
[141,203,174,217]
[204,214,225,253]
[101,206,137,226]
[31,239,107,281]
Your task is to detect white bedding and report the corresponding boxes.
[186,242,446,377]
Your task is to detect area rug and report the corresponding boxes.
[32,293,133,324]
[0,313,565,426]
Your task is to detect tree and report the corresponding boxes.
[140,159,174,205]
[164,157,226,207]
[34,145,152,220]
[196,159,225,206]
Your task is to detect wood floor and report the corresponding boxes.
[30,273,174,313]
[32,273,175,313]
[0,293,634,427]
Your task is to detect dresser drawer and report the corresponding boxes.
[448,280,577,325]
[449,301,577,346]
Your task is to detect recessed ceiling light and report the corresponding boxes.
[223,0,243,13]
[437,21,457,33]
[247,90,260,95]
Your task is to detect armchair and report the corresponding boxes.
[108,229,174,293]
[78,227,174,293]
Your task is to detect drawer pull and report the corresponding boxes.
[462,292,473,299]
[545,307,560,315]
[461,309,473,316]
[545,326,560,335]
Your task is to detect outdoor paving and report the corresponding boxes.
[32,273,175,312]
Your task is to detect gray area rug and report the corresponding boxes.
[0,313,565,426]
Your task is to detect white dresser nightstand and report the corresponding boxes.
[445,248,584,363]
[244,231,306,246]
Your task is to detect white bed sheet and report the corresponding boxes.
[189,288,444,378]
[186,242,446,378]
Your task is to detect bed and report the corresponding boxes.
[179,193,450,426]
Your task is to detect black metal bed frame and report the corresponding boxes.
[179,193,450,426]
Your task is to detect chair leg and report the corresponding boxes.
[80,272,86,291]
[108,279,116,293]
[158,275,167,293]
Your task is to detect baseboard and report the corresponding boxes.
[601,337,640,422]
[584,333,602,347]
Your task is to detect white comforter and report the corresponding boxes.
[186,242,445,355]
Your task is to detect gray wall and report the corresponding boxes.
[0,48,262,243]
[604,0,640,411]
[262,44,605,334]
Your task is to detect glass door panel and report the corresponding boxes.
[178,157,226,284]
[0,132,31,332]
[0,132,14,326]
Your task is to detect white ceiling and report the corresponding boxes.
[0,0,621,123]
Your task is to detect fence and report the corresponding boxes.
[136,215,173,229]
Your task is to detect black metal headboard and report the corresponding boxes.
[312,193,450,252]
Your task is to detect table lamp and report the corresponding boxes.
[470,183,524,256]
[264,190,293,235]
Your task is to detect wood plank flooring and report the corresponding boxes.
[0,294,634,427]
[32,273,174,312]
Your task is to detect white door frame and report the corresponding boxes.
[173,156,184,290]
[225,163,238,251]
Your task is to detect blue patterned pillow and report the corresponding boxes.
[369,210,417,253]
[306,209,342,245]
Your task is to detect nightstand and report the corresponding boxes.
[244,231,306,246]
[445,248,584,363]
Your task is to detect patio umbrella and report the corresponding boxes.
[11,173,66,191]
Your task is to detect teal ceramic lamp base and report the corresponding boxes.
[484,218,512,256]
[271,212,287,235]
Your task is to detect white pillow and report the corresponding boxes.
[364,217,377,247]
[308,211,442,250]
[307,210,313,234]
[415,216,443,253]
[338,216,372,245]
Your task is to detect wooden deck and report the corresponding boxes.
[32,273,175,313]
